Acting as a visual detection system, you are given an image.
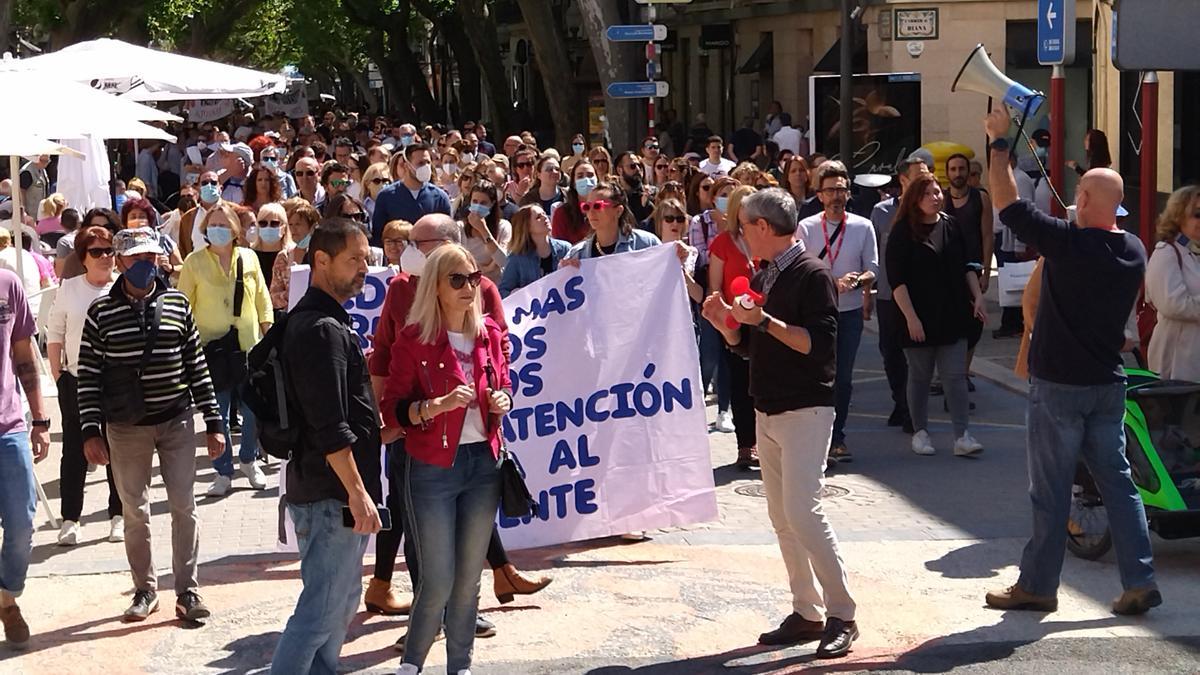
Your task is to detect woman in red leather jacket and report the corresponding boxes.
[383,243,512,675]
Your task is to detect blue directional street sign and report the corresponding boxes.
[606,81,670,99]
[1037,0,1076,65]
[605,24,668,42]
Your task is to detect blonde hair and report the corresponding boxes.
[38,193,67,220]
[255,202,290,247]
[508,204,546,256]
[405,244,483,345]
[199,201,245,241]
[362,162,391,200]
[1156,185,1200,242]
[724,185,758,234]
[651,198,688,241]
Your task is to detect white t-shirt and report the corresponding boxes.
[772,126,802,156]
[795,212,879,312]
[448,330,488,445]
[46,275,114,375]
[698,158,736,176]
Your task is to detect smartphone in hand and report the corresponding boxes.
[342,505,392,531]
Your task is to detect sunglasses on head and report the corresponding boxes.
[257,219,282,228]
[580,200,615,212]
[448,271,483,290]
[87,247,115,258]
[296,170,317,177]
[662,215,687,223]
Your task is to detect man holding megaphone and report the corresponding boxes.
[981,108,1161,617]
[702,188,859,659]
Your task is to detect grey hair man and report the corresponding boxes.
[701,187,859,658]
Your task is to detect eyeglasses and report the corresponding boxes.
[296,170,317,177]
[200,179,219,187]
[87,247,115,258]
[330,179,351,188]
[515,162,534,169]
[382,238,406,247]
[411,237,450,247]
[346,211,368,223]
[580,200,616,212]
[257,219,282,228]
[818,187,850,196]
[370,178,388,185]
[448,271,483,290]
[656,164,670,171]
[662,215,687,223]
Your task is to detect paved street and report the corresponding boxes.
[4,303,1200,674]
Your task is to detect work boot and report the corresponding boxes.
[1,604,30,649]
[493,563,551,604]
[1112,587,1162,615]
[985,584,1058,612]
[365,578,411,615]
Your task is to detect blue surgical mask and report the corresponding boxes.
[572,143,585,155]
[296,231,312,249]
[400,134,414,147]
[468,203,492,218]
[200,183,220,204]
[715,196,729,214]
[1035,146,1048,162]
[206,225,234,247]
[124,259,159,290]
[575,177,597,197]
[258,226,282,245]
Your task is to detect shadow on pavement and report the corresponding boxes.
[924,540,1010,580]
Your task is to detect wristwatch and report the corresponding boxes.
[755,314,772,333]
[989,138,1011,153]
[31,419,51,430]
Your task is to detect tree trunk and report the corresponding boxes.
[455,0,514,133]
[339,57,379,113]
[0,0,12,56]
[577,0,639,152]
[442,23,482,123]
[515,0,580,148]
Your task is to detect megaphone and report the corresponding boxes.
[952,44,1044,119]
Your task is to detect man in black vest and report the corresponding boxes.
[943,153,994,389]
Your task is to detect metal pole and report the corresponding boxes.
[647,4,656,139]
[1049,64,1066,217]
[9,155,23,279]
[1139,71,1158,250]
[838,0,854,171]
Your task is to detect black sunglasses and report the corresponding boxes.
[662,215,687,223]
[257,219,282,228]
[346,211,368,223]
[448,271,483,290]
[200,179,219,187]
[87,247,115,258]
[295,170,317,177]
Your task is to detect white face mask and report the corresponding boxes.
[414,164,433,184]
[399,244,427,276]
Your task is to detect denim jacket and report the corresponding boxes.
[565,228,662,261]
[500,238,571,297]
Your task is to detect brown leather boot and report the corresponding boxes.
[493,563,552,604]
[364,578,411,615]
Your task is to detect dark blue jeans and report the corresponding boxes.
[270,499,370,675]
[0,431,35,598]
[699,311,731,412]
[1017,378,1156,596]
[401,442,501,672]
[832,309,864,446]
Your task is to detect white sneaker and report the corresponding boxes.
[108,515,125,543]
[58,520,80,546]
[395,664,420,675]
[911,430,935,456]
[620,531,648,542]
[715,410,735,433]
[954,431,984,457]
[206,474,233,497]
[457,670,473,675]
[241,461,267,490]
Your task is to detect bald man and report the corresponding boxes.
[982,109,1159,617]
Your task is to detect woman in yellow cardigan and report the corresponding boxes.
[178,201,273,498]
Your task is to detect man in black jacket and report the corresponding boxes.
[271,218,383,674]
[701,188,859,658]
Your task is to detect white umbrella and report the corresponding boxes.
[19,38,287,101]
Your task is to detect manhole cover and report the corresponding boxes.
[734,483,850,500]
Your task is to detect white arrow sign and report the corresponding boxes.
[1046,2,1057,30]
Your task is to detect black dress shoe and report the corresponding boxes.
[901,416,915,434]
[758,613,825,645]
[887,408,905,427]
[815,617,859,658]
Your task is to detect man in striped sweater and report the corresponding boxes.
[77,228,227,625]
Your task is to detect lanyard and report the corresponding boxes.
[820,214,845,265]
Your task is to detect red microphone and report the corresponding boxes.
[724,276,764,329]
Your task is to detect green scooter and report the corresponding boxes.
[1068,368,1200,559]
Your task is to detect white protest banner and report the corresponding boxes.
[497,244,718,549]
[263,90,310,120]
[186,99,235,124]
[277,265,395,550]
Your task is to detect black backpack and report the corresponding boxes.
[242,312,306,460]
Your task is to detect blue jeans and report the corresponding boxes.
[0,431,35,598]
[401,442,501,672]
[270,499,370,675]
[213,389,258,477]
[699,314,730,412]
[1018,378,1156,596]
[832,309,864,446]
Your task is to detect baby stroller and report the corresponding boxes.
[1067,367,1200,559]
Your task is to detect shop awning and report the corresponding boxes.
[738,34,774,74]
[813,34,868,74]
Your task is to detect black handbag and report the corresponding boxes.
[203,254,248,392]
[101,297,163,425]
[482,340,536,518]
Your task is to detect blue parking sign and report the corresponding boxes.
[1038,0,1076,65]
